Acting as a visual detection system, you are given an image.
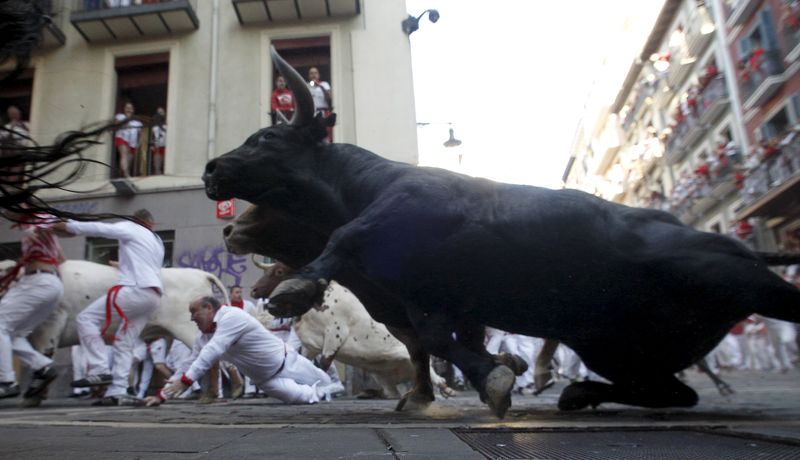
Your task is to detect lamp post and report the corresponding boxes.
[402,9,440,35]
[417,121,464,164]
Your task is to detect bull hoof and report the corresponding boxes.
[558,382,602,411]
[394,389,435,412]
[483,365,515,419]
[20,396,42,408]
[494,353,529,376]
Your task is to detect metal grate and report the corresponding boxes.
[453,428,800,460]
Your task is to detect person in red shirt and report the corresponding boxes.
[271,76,295,125]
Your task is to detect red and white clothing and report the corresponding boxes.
[228,298,257,316]
[175,306,330,404]
[309,80,331,112]
[66,219,164,398]
[114,114,143,150]
[151,124,166,157]
[271,88,295,113]
[0,218,64,383]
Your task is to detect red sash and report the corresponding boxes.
[101,285,129,338]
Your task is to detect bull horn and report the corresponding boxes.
[270,45,314,128]
[251,254,273,270]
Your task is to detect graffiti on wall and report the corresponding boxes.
[176,245,248,289]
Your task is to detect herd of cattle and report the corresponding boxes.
[2,47,799,420]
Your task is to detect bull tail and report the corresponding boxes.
[755,282,800,324]
[207,274,230,305]
[756,251,800,266]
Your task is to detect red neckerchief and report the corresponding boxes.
[202,322,217,334]
[230,299,244,309]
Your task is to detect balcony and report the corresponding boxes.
[232,0,361,25]
[670,159,740,224]
[39,1,68,48]
[696,76,729,125]
[737,140,800,219]
[726,0,760,27]
[686,12,714,58]
[70,0,199,43]
[665,113,705,165]
[621,86,652,132]
[784,25,800,62]
[741,49,786,110]
[666,55,694,89]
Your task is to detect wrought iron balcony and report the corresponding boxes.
[232,0,361,25]
[741,49,786,110]
[726,0,760,27]
[70,0,199,43]
[740,140,800,208]
[665,113,704,165]
[696,76,729,125]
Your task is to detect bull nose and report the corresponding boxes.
[203,159,218,178]
[223,224,233,238]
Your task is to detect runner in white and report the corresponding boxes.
[146,296,334,406]
[54,209,164,406]
[0,212,64,399]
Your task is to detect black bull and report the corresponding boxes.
[203,47,800,418]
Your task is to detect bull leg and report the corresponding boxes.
[455,321,527,377]
[387,325,436,412]
[696,358,734,396]
[406,307,515,419]
[558,374,698,411]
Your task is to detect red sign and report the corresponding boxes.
[216,199,235,219]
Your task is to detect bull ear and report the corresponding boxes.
[270,45,314,128]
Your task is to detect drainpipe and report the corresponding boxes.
[207,0,220,160]
[709,0,750,155]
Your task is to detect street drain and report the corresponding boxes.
[452,428,800,460]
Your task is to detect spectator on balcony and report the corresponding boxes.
[699,63,719,90]
[151,107,166,176]
[780,0,800,33]
[308,67,332,141]
[270,76,295,125]
[107,0,133,7]
[83,0,102,10]
[114,102,143,179]
[748,40,766,74]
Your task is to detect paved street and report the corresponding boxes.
[1,369,799,459]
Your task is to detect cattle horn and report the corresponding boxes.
[270,45,314,128]
[251,254,273,270]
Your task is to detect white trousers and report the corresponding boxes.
[77,286,160,397]
[0,273,63,382]
[256,349,331,404]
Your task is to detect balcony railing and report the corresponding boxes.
[783,24,800,62]
[622,86,652,132]
[669,156,742,222]
[664,113,699,165]
[232,0,361,25]
[696,76,729,125]
[740,49,786,110]
[726,0,760,27]
[70,0,198,43]
[741,140,800,206]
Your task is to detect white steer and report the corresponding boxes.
[250,259,450,399]
[26,260,228,354]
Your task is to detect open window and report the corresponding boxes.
[112,53,169,178]
[86,230,175,267]
[0,69,34,185]
[271,37,332,141]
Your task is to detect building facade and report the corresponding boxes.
[565,0,800,255]
[0,0,420,292]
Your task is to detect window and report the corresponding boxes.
[759,107,790,140]
[86,230,175,267]
[112,53,170,178]
[271,37,332,141]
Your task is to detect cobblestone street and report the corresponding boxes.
[1,369,798,459]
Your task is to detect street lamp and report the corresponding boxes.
[443,127,461,148]
[402,9,440,35]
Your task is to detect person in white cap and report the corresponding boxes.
[54,209,164,406]
[145,296,334,406]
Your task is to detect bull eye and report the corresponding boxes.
[276,269,285,276]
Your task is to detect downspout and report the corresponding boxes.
[709,0,749,155]
[207,0,220,160]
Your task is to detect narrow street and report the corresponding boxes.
[1,369,798,459]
